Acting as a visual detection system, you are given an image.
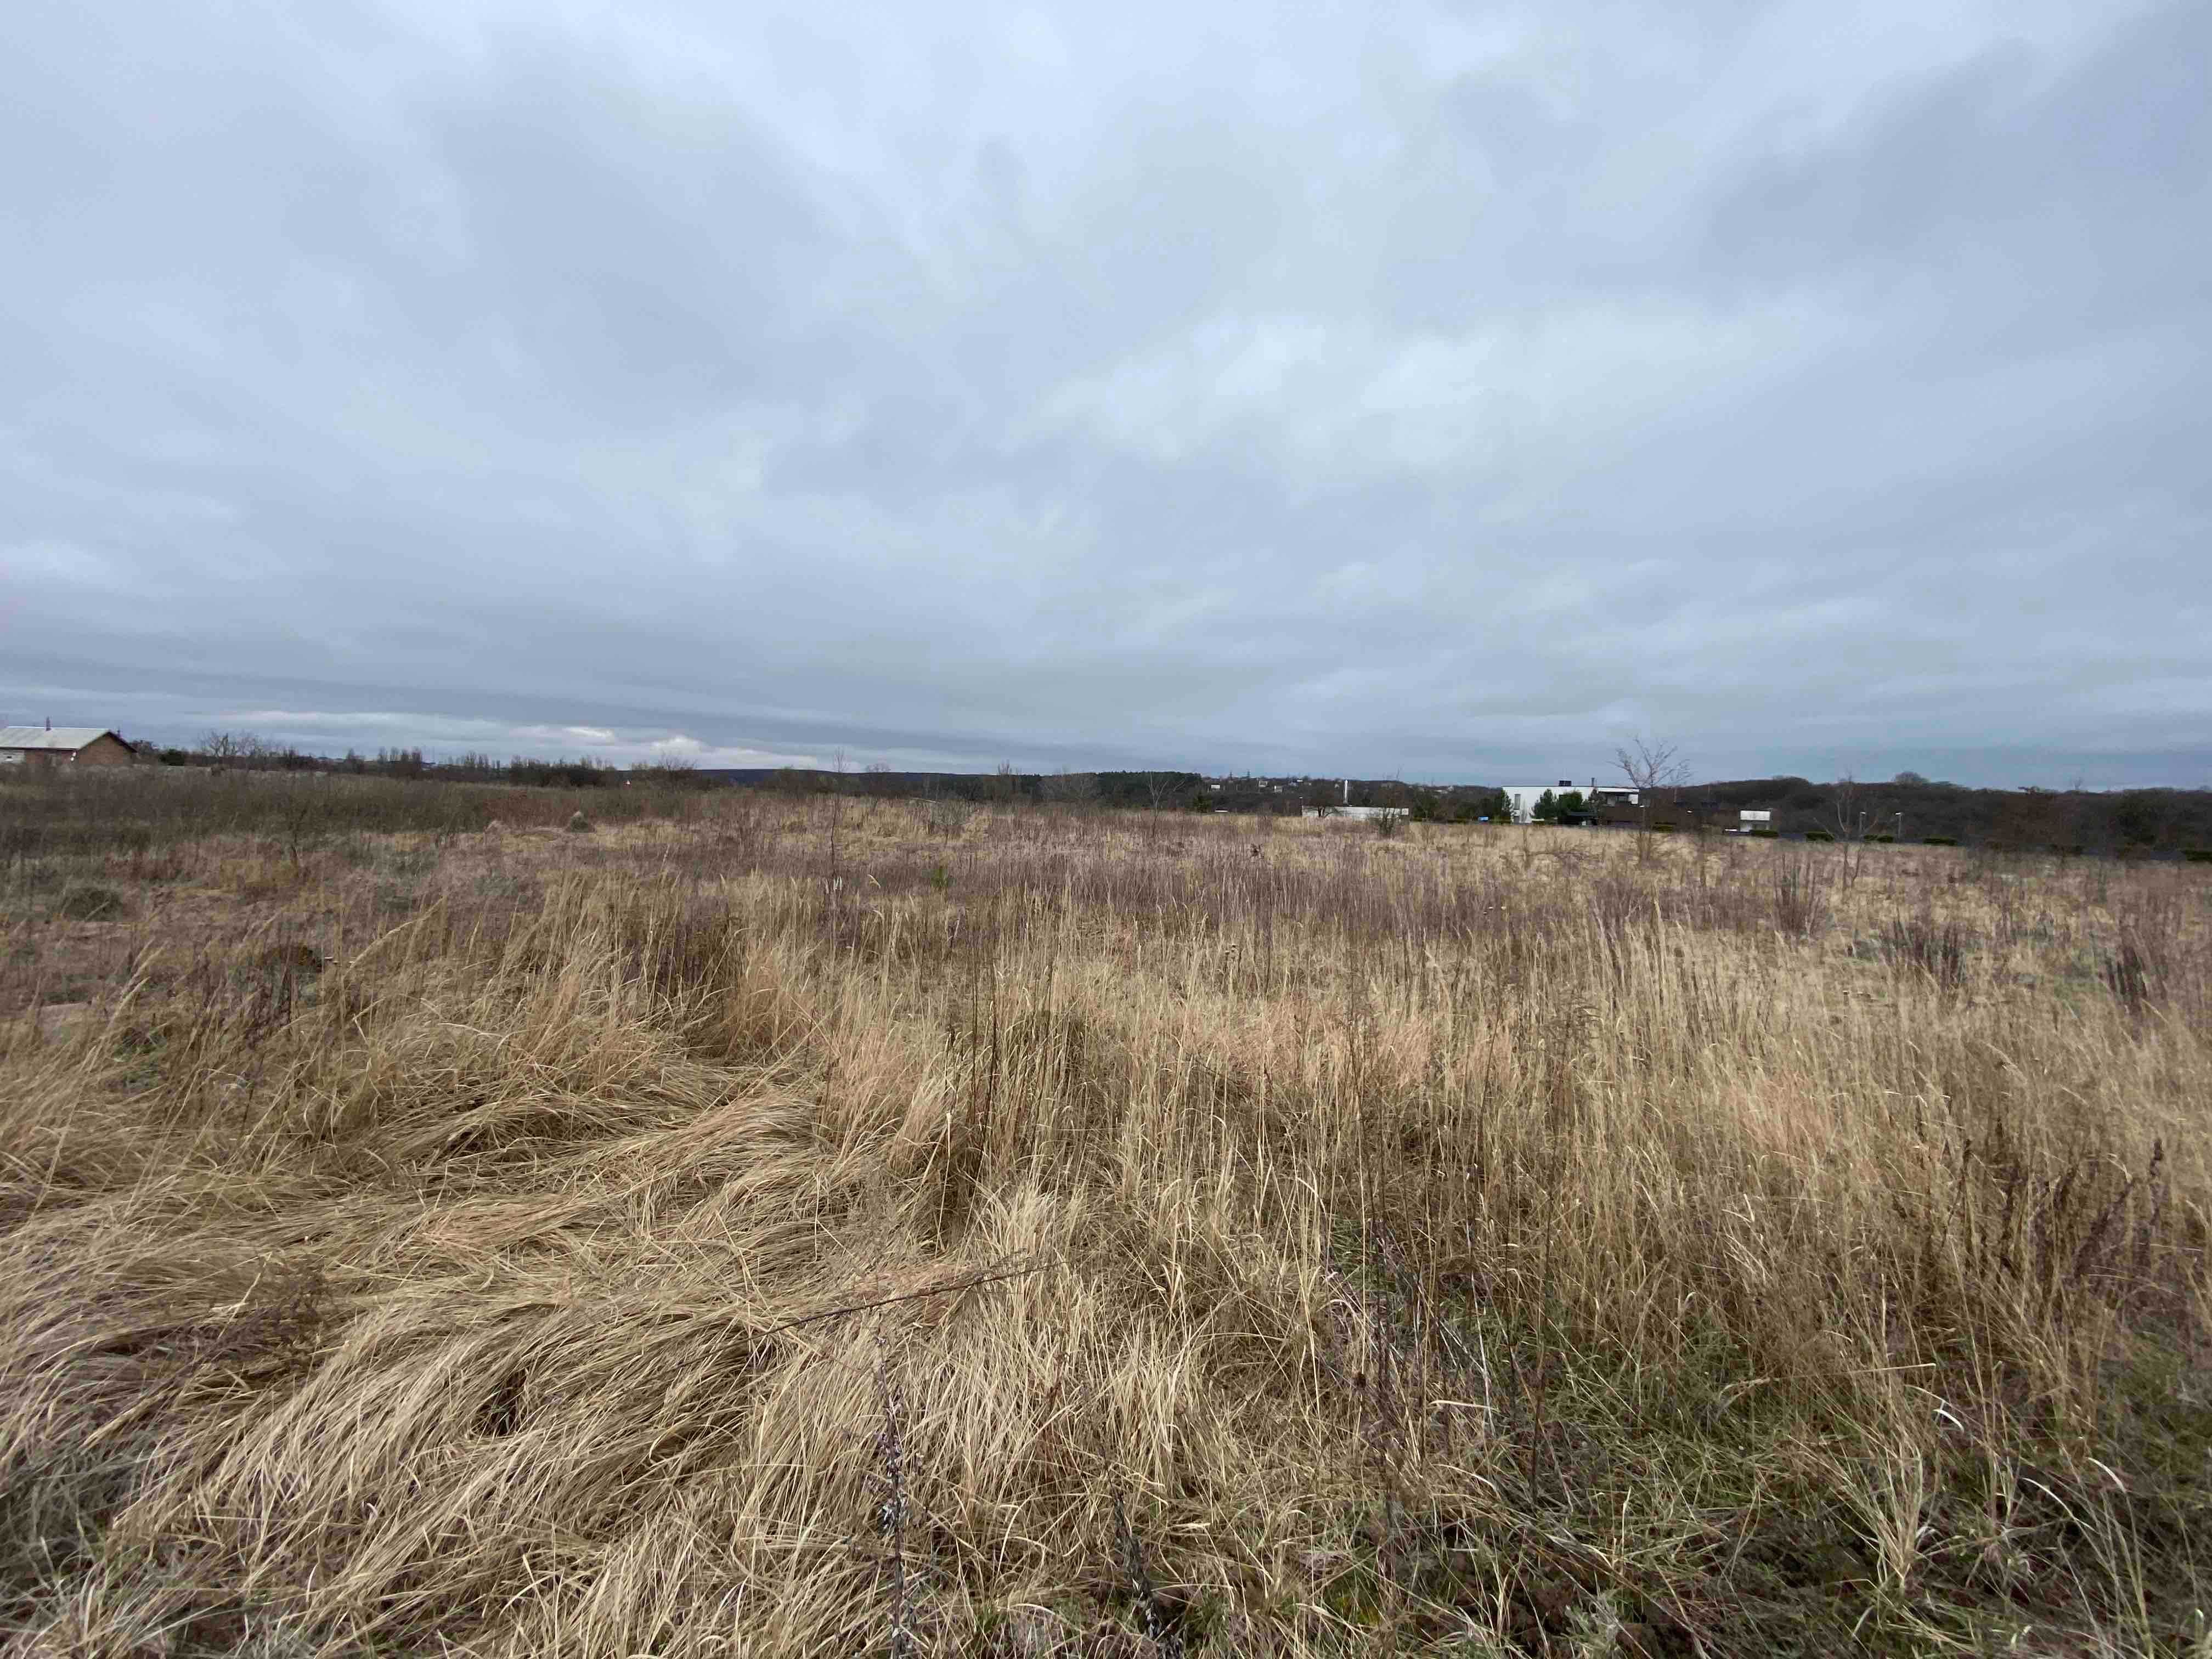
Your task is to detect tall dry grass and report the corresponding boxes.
[2,796,2208,1656]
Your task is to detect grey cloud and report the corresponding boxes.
[3,0,2207,787]
[1703,5,2209,326]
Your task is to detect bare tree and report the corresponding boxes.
[1825,775,1868,842]
[1040,768,1099,807]
[201,730,265,760]
[1819,774,1884,891]
[1615,735,1690,855]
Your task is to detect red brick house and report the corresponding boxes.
[0,726,139,770]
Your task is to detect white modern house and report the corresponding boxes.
[1300,777,1410,823]
[1303,804,1410,823]
[1499,780,1641,824]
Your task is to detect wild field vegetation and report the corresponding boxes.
[0,768,719,864]
[3,774,2208,1656]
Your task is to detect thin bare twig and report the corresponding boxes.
[755,1258,1042,1342]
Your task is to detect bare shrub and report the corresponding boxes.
[2102,934,2155,1015]
[52,884,128,921]
[1768,858,1826,936]
[1882,906,1976,992]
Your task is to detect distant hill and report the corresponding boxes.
[696,769,1510,815]
[701,765,2211,851]
[697,768,1214,805]
[1678,777,2212,852]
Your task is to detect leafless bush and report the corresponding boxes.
[2102,934,2155,1015]
[1769,858,1826,936]
[51,884,129,922]
[1882,906,1976,992]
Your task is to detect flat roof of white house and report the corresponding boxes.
[1504,783,1639,797]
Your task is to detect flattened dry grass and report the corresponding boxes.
[2,794,2208,1656]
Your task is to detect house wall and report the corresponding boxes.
[73,733,137,766]
[1301,805,1408,822]
[0,735,137,769]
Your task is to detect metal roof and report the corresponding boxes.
[0,726,122,751]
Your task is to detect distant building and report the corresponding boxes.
[1582,787,1643,823]
[0,726,139,770]
[1500,780,1641,825]
[1302,804,1410,823]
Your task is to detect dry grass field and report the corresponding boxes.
[3,776,2208,1656]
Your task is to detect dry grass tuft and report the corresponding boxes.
[2,789,2208,1654]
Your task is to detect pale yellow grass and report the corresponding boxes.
[1,802,2206,1657]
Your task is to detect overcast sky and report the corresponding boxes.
[3,1,2207,786]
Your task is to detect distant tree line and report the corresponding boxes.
[1689,775,2212,853]
[123,736,2212,850]
[731,768,1212,807]
[148,733,714,789]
